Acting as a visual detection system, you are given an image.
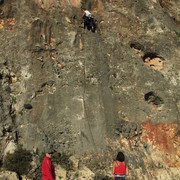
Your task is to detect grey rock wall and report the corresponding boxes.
[0,0,180,179]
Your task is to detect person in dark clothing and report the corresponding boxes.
[80,8,96,32]
[112,151,129,180]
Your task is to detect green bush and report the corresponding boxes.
[52,152,72,170]
[74,171,79,178]
[12,97,17,104]
[3,148,32,175]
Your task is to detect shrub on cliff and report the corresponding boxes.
[52,152,72,170]
[3,147,32,176]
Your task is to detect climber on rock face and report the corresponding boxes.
[80,7,96,32]
[112,151,129,180]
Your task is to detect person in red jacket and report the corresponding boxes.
[112,151,128,180]
[41,149,56,180]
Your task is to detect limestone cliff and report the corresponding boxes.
[0,0,180,179]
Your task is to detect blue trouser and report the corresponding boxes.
[115,178,126,180]
[83,17,94,29]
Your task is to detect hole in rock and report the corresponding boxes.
[144,91,164,105]
[143,52,160,61]
[0,73,2,79]
[143,52,164,71]
[130,42,144,51]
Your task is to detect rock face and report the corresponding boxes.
[0,171,19,180]
[0,0,180,179]
[3,141,17,157]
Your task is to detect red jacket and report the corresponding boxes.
[42,156,56,180]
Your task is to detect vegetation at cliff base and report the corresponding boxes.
[3,148,32,175]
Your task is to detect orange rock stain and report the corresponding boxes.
[0,18,15,30]
[142,121,180,167]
